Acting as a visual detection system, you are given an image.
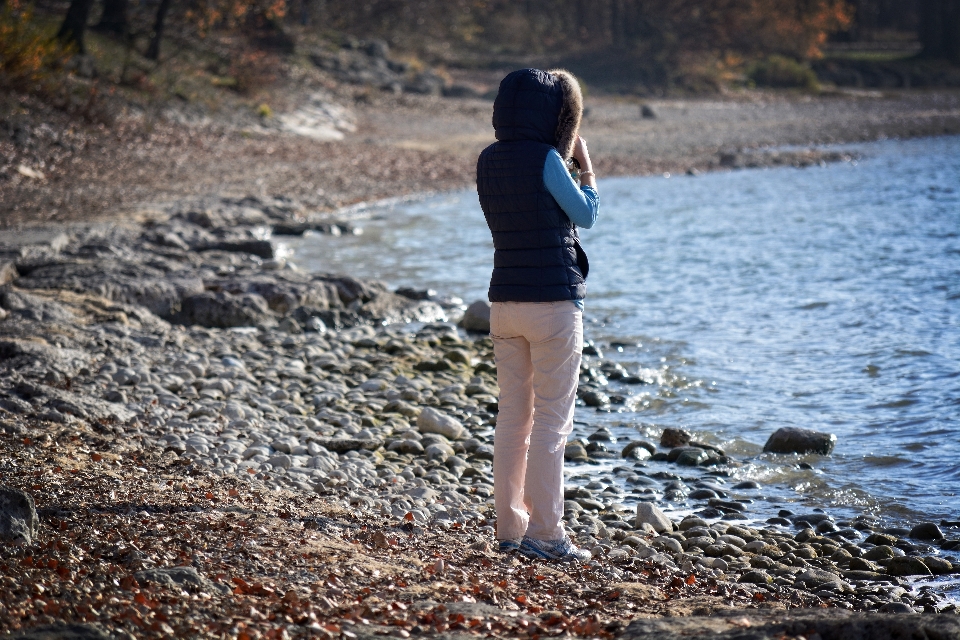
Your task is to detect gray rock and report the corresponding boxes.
[175,291,273,328]
[635,502,672,533]
[923,556,953,574]
[621,440,656,460]
[909,521,944,540]
[311,437,381,453]
[0,486,38,545]
[674,447,709,466]
[417,407,466,440]
[885,556,932,576]
[564,441,589,462]
[796,568,843,586]
[621,610,960,639]
[878,602,916,614]
[739,570,772,585]
[0,261,19,286]
[388,439,425,455]
[763,427,836,455]
[425,442,455,463]
[459,300,491,333]
[9,623,120,640]
[266,454,292,470]
[135,566,230,593]
[660,428,691,448]
[581,390,609,407]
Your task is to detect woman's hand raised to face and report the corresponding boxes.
[572,135,591,172]
[572,135,596,189]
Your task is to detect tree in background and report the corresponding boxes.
[56,0,96,53]
[145,0,172,60]
[920,0,960,62]
[94,0,129,36]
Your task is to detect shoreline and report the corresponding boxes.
[2,191,960,638]
[4,89,960,229]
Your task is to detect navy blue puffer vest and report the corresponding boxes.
[477,69,588,303]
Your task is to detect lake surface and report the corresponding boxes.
[292,136,960,541]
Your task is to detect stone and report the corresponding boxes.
[763,427,836,455]
[388,439,424,455]
[886,556,932,576]
[796,568,843,587]
[621,440,656,460]
[581,390,609,407]
[878,602,916,614]
[311,437,381,453]
[459,300,491,333]
[425,442,455,463]
[675,447,709,466]
[175,291,273,328]
[922,556,953,574]
[0,486,38,545]
[417,407,467,440]
[909,522,944,540]
[635,502,672,533]
[564,441,589,462]
[0,261,18,286]
[660,428,691,448]
[9,623,118,639]
[739,570,772,585]
[135,566,230,594]
[863,545,896,561]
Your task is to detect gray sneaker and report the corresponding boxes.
[498,538,522,553]
[519,536,591,562]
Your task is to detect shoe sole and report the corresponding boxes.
[519,543,584,562]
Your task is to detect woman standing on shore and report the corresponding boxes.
[476,68,599,562]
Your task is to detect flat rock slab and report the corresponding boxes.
[9,623,129,639]
[312,437,382,453]
[135,567,230,594]
[622,611,960,640]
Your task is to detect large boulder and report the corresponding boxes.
[417,407,467,440]
[635,502,673,533]
[174,291,273,328]
[0,486,38,545]
[763,427,836,455]
[460,300,491,333]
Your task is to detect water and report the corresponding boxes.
[291,136,960,539]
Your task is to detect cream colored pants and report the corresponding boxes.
[490,301,583,541]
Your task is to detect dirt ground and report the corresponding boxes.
[3,87,960,229]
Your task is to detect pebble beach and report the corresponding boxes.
[2,188,960,639]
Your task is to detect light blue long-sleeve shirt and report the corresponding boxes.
[543,149,599,229]
[542,149,599,309]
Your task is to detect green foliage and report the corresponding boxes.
[747,55,820,90]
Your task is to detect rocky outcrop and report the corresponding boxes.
[622,610,960,640]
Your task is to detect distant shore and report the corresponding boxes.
[3,88,960,229]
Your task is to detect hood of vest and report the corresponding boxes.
[492,68,583,160]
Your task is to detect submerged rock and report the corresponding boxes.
[763,427,836,455]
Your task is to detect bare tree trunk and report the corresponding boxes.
[95,0,129,35]
[145,0,172,61]
[920,0,960,61]
[56,0,96,53]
